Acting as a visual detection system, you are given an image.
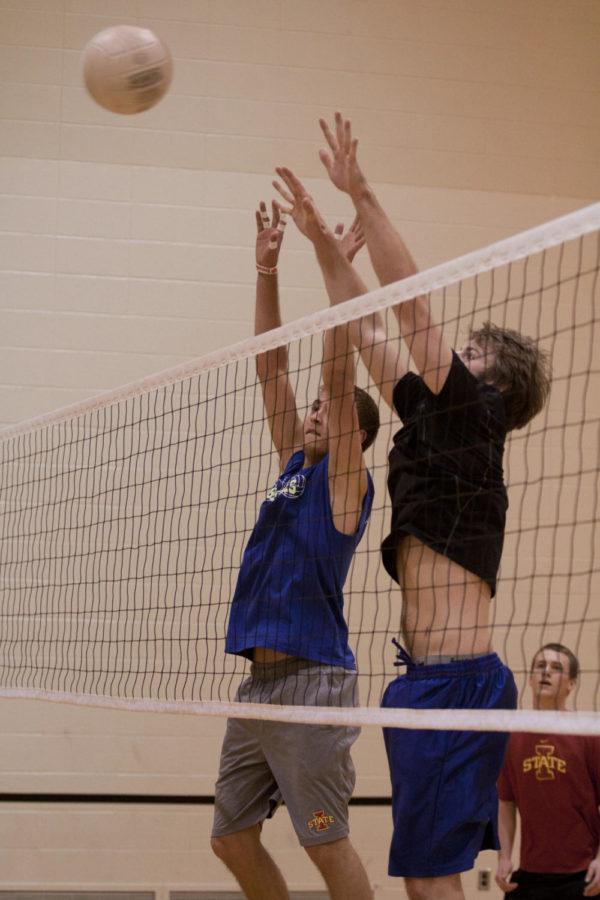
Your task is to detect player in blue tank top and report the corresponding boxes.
[211,193,379,899]
[274,113,551,900]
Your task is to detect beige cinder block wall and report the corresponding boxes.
[0,1,598,898]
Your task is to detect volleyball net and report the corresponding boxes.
[1,203,599,733]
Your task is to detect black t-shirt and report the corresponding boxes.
[381,351,508,596]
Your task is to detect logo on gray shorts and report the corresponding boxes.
[307,809,335,832]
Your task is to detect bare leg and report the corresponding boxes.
[305,836,373,900]
[211,824,289,900]
[405,873,464,900]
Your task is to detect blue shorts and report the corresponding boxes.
[381,652,517,879]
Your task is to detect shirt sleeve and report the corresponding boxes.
[392,371,427,423]
[429,352,505,452]
[393,353,505,457]
[433,351,485,426]
[393,354,481,423]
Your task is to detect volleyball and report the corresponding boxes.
[82,25,173,115]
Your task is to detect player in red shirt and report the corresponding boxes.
[496,643,600,898]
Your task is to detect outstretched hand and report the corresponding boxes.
[319,111,366,197]
[273,167,329,245]
[334,215,365,263]
[255,200,287,269]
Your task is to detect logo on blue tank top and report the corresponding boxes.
[266,472,307,502]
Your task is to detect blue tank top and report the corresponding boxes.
[225,450,374,669]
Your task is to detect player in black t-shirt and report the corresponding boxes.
[274,113,551,900]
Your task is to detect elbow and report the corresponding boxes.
[396,295,430,332]
[256,348,287,380]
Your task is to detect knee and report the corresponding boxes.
[211,831,248,864]
[210,833,233,863]
[405,875,462,900]
[304,836,347,869]
[404,878,432,900]
[211,823,262,865]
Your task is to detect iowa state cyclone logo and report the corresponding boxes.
[522,740,567,781]
[266,472,306,502]
[307,809,335,832]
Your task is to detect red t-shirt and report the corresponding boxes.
[498,732,600,873]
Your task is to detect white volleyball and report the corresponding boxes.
[82,25,173,115]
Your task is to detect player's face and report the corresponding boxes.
[457,340,494,381]
[530,649,576,709]
[303,391,329,462]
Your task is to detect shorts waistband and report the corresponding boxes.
[414,651,491,666]
[250,657,313,679]
[249,657,348,681]
[392,640,504,679]
[408,653,503,679]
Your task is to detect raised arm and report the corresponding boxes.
[254,200,303,469]
[271,179,369,533]
[273,167,404,411]
[322,317,369,535]
[319,111,453,395]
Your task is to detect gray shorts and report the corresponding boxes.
[212,658,360,847]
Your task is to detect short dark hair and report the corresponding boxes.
[354,386,380,451]
[470,322,551,431]
[532,643,579,680]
